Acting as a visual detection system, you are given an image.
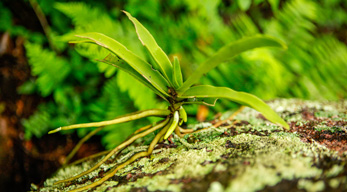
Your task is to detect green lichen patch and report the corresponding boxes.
[37,99,347,192]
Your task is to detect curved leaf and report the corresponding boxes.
[73,32,170,97]
[177,35,287,95]
[180,85,289,129]
[124,11,173,85]
[99,54,169,102]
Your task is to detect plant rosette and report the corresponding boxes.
[48,11,289,191]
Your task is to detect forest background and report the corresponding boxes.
[0,0,346,191]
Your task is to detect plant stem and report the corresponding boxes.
[28,0,56,52]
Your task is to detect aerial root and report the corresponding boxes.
[70,118,171,192]
[68,150,111,167]
[179,127,194,134]
[51,105,239,191]
[174,126,183,138]
[48,109,170,134]
[54,118,169,185]
[54,105,240,191]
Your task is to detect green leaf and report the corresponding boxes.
[177,35,287,95]
[180,85,289,129]
[123,11,173,85]
[73,32,170,97]
[172,56,183,89]
[100,54,169,102]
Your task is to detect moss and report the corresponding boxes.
[224,133,323,191]
[37,99,347,192]
[298,180,325,191]
[207,181,224,192]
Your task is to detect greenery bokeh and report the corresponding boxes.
[1,0,346,149]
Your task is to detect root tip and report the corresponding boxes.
[48,127,61,134]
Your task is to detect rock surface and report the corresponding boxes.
[36,99,347,192]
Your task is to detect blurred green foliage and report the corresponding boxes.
[1,0,346,149]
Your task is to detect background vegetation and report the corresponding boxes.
[2,0,347,147]
[0,0,346,190]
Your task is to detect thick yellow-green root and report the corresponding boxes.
[70,119,171,192]
[179,127,194,134]
[63,127,103,166]
[54,118,169,185]
[68,150,111,167]
[49,109,170,134]
[174,126,183,138]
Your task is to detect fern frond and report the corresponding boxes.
[266,0,346,100]
[25,42,70,96]
[310,36,347,98]
[55,2,122,77]
[23,110,51,139]
[54,2,103,27]
[199,0,347,104]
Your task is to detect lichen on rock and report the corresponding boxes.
[37,99,347,192]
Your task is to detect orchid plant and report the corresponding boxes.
[48,11,289,191]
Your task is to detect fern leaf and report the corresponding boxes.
[23,110,51,139]
[25,42,70,96]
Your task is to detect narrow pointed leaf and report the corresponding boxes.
[180,85,289,129]
[177,35,287,95]
[99,54,169,101]
[172,56,183,89]
[124,11,173,84]
[73,32,170,96]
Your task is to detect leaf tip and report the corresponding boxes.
[122,10,130,16]
[282,122,290,130]
[122,10,133,19]
[271,36,287,50]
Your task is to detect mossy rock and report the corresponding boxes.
[35,99,347,192]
